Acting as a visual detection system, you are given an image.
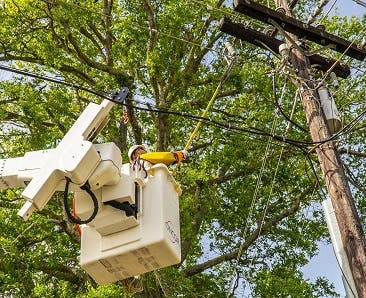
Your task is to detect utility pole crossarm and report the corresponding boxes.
[218,17,351,78]
[234,0,366,61]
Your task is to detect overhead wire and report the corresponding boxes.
[0,63,305,149]
[227,74,303,297]
[353,0,366,8]
[2,62,366,151]
[1,2,362,149]
[0,64,106,98]
[226,93,280,297]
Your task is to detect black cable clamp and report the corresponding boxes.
[104,200,137,218]
[110,87,130,105]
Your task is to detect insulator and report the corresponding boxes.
[279,43,289,57]
[276,7,286,14]
[224,42,237,57]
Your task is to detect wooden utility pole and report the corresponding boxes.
[274,1,366,296]
[220,0,366,296]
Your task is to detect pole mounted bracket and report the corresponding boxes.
[110,87,130,105]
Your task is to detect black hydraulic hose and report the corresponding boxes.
[63,177,99,225]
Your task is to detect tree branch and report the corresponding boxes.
[79,26,106,61]
[338,147,366,158]
[103,0,114,66]
[183,185,311,276]
[143,0,158,52]
[207,170,248,185]
[184,251,249,277]
[66,30,123,75]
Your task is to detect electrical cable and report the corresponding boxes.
[0,62,306,149]
[131,100,366,148]
[272,75,307,132]
[128,103,306,149]
[0,64,106,99]
[2,62,366,150]
[63,177,99,225]
[353,0,366,8]
[1,63,365,152]
[228,79,303,296]
[172,48,237,175]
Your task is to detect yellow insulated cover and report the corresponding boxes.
[140,152,177,166]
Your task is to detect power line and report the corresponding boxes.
[353,0,366,8]
[0,64,106,98]
[227,79,304,296]
[227,85,284,297]
[1,63,366,150]
[0,63,299,148]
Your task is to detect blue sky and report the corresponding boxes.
[330,0,365,17]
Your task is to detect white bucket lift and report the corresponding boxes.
[0,91,182,285]
[317,85,342,134]
[77,162,182,285]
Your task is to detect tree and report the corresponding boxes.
[0,0,364,297]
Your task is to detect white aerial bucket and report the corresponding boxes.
[78,163,181,285]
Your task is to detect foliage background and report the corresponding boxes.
[0,0,365,297]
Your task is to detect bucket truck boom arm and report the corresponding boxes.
[0,88,129,220]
